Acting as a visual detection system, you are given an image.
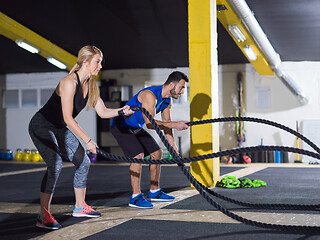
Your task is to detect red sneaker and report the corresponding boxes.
[36,207,62,230]
[72,201,101,218]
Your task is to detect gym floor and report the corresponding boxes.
[1,161,320,240]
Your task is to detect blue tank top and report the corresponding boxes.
[111,85,171,129]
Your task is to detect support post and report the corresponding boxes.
[188,0,220,187]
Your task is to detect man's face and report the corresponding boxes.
[170,79,186,99]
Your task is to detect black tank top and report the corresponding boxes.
[39,72,89,128]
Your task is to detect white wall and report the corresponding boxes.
[3,62,319,162]
[3,69,190,157]
[221,62,320,163]
[218,64,248,151]
[5,72,97,152]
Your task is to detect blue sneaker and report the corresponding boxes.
[129,193,153,209]
[148,188,175,202]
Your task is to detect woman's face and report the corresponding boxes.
[88,54,103,76]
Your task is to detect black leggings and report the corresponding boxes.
[29,112,90,194]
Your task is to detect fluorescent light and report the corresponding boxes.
[243,45,257,61]
[15,40,39,54]
[228,25,246,42]
[47,57,67,69]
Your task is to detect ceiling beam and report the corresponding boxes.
[217,0,274,75]
[0,11,77,71]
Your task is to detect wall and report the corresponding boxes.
[0,74,6,149]
[4,72,97,153]
[218,64,248,151]
[224,62,320,163]
[2,62,319,163]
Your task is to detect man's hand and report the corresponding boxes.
[174,121,189,130]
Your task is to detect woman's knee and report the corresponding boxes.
[48,161,63,176]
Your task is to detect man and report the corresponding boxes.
[110,71,189,209]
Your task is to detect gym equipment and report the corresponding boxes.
[22,149,31,162]
[15,149,23,161]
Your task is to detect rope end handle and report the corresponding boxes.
[118,110,131,119]
[118,106,140,119]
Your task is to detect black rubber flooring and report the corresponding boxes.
[84,219,320,240]
[165,167,320,213]
[0,162,45,173]
[0,163,242,204]
[2,162,320,239]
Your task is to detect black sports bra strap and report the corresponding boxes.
[74,71,80,84]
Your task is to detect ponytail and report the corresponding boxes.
[87,77,100,110]
[71,45,102,110]
[69,63,80,74]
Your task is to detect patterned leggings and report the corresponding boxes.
[29,112,90,194]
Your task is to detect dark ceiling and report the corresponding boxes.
[1,0,320,74]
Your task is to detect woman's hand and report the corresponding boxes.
[86,139,98,154]
[121,105,135,116]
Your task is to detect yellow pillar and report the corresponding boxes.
[189,0,220,187]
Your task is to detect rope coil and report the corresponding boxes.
[97,106,320,233]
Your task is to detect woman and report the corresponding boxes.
[29,45,133,230]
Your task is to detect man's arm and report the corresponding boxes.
[161,104,179,153]
[139,91,188,154]
[139,90,189,131]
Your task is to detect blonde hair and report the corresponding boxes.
[69,45,102,110]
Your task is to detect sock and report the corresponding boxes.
[73,205,84,211]
[150,188,160,193]
[131,193,140,198]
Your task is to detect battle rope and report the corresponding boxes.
[97,147,320,211]
[97,145,320,165]
[97,107,320,232]
[97,111,320,211]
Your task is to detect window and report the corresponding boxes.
[3,90,19,108]
[21,89,37,107]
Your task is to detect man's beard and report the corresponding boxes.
[170,88,179,99]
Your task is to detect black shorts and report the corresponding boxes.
[110,124,161,158]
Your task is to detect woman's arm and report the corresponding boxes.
[94,97,134,118]
[60,75,97,152]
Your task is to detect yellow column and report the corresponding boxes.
[189,0,220,187]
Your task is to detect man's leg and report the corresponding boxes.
[149,149,162,190]
[147,149,175,202]
[130,153,144,194]
[128,153,153,209]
